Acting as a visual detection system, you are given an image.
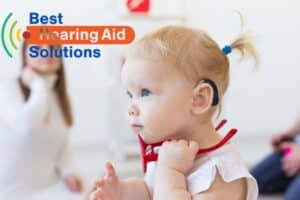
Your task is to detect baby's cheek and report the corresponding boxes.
[143,106,168,132]
[144,108,163,127]
[142,99,187,137]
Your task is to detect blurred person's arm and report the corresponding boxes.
[271,115,300,150]
[285,115,300,137]
[56,134,84,193]
[280,142,300,177]
[0,72,53,134]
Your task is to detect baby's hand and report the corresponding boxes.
[157,140,199,174]
[89,162,122,200]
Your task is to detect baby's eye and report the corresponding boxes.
[141,88,152,97]
[126,91,133,98]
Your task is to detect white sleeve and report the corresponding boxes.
[187,150,258,200]
[0,78,50,134]
[56,135,77,178]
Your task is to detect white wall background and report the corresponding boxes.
[1,0,300,152]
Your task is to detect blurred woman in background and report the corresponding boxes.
[251,116,300,200]
[0,42,84,199]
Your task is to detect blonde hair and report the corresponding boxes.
[123,25,259,108]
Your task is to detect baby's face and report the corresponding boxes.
[121,57,194,144]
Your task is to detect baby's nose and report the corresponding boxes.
[128,104,140,116]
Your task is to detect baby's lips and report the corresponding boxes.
[131,124,144,133]
[130,123,143,127]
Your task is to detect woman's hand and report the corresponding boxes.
[157,140,199,174]
[270,131,294,151]
[281,142,300,177]
[64,174,84,193]
[21,67,40,87]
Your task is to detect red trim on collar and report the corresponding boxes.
[138,119,237,173]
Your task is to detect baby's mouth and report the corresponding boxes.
[131,124,144,133]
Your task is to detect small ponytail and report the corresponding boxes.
[229,32,259,68]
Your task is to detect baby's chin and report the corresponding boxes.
[139,131,171,144]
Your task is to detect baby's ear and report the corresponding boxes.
[190,83,214,115]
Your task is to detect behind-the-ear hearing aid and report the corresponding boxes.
[197,78,219,106]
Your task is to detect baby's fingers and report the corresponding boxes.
[105,162,117,180]
[90,188,102,200]
[95,177,106,188]
[189,141,199,154]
